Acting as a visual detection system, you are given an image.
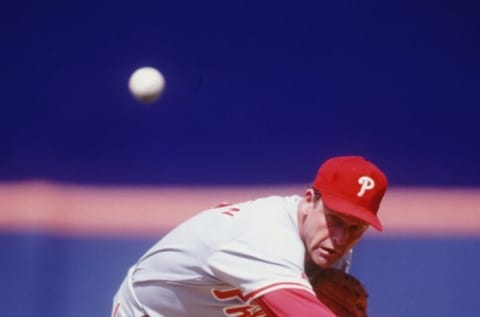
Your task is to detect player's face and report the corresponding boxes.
[299,189,369,268]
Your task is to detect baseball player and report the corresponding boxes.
[111,156,388,317]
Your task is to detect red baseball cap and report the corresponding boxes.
[313,156,388,231]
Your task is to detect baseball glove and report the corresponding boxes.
[308,268,368,317]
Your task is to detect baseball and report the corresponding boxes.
[128,66,166,104]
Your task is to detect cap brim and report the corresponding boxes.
[322,194,384,231]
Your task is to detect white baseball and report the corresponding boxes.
[128,67,166,104]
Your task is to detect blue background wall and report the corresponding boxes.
[1,1,479,316]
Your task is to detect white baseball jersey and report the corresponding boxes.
[112,195,351,317]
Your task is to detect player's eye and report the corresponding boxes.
[349,224,367,235]
[327,214,344,227]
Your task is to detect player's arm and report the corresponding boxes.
[255,288,336,317]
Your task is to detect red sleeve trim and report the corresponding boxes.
[255,288,336,317]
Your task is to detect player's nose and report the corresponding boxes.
[331,226,349,247]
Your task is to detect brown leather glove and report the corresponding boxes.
[309,268,368,317]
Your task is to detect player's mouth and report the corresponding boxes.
[318,246,338,258]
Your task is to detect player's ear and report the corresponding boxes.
[304,188,316,203]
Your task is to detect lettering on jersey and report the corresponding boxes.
[221,207,241,217]
[215,202,233,208]
[224,305,266,317]
[212,288,267,317]
[213,288,248,302]
[357,176,375,197]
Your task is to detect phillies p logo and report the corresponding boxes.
[357,176,375,197]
